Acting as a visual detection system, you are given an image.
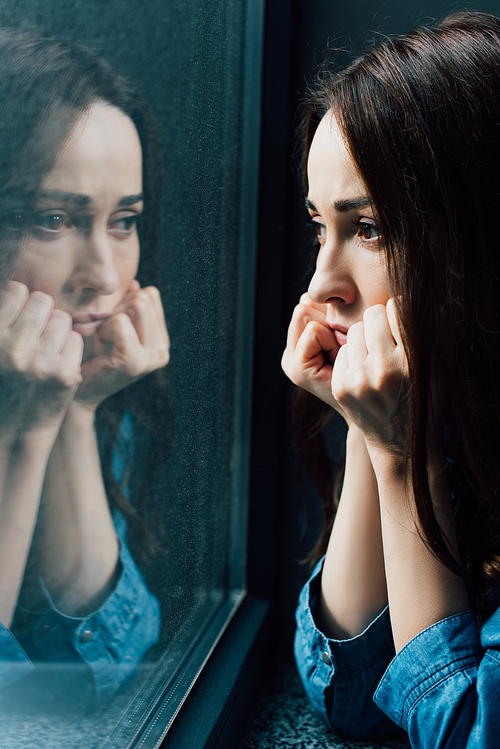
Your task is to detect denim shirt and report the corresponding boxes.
[3,510,160,695]
[295,557,500,748]
[0,412,160,695]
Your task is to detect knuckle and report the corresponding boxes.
[127,361,145,378]
[5,280,29,302]
[60,370,82,389]
[348,320,364,338]
[364,304,385,322]
[29,290,54,309]
[9,347,29,374]
[332,378,349,404]
[296,302,311,318]
[132,295,149,314]
[158,342,170,365]
[113,312,130,329]
[32,355,56,381]
[50,308,72,327]
[281,352,292,378]
[145,285,161,302]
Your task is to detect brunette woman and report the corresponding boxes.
[0,27,169,694]
[283,11,500,747]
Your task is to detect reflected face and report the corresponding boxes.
[306,112,391,345]
[14,101,143,342]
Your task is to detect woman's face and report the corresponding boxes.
[14,101,143,352]
[306,112,391,345]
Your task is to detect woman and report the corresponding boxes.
[282,11,500,748]
[0,28,170,695]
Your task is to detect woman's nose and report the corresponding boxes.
[70,230,120,296]
[307,240,356,306]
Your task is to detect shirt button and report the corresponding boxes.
[80,630,94,644]
[39,624,51,638]
[322,650,332,666]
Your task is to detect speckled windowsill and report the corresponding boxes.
[239,656,411,749]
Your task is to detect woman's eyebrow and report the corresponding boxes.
[304,197,372,213]
[36,191,144,207]
[38,190,91,207]
[118,194,144,207]
[333,197,372,212]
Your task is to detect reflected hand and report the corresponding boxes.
[332,299,410,458]
[0,281,83,437]
[75,281,170,410]
[281,292,348,420]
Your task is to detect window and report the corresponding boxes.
[0,0,266,746]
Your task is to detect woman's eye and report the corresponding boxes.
[33,211,71,233]
[108,213,140,235]
[309,218,326,244]
[354,220,380,242]
[1,210,28,231]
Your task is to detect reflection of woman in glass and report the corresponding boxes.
[0,27,169,694]
[283,11,500,746]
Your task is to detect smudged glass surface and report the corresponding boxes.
[0,0,261,745]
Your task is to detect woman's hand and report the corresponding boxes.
[332,299,409,459]
[0,281,83,439]
[281,293,348,419]
[74,281,170,411]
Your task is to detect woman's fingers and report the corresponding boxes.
[123,286,170,365]
[344,321,368,367]
[77,286,169,408]
[0,281,29,330]
[283,316,342,411]
[332,300,410,452]
[362,304,395,354]
[283,295,348,410]
[0,288,84,434]
[98,286,169,371]
[294,320,339,375]
[386,297,406,350]
[285,300,328,353]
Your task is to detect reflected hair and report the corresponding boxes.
[298,11,500,620]
[0,26,169,559]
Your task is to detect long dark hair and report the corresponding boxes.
[298,11,500,620]
[0,26,169,559]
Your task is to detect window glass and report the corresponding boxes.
[0,0,262,746]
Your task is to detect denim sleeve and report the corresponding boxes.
[294,557,404,740]
[374,609,500,749]
[13,529,160,695]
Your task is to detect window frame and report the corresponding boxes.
[157,0,297,744]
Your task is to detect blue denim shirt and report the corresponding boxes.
[0,412,160,695]
[295,557,500,748]
[3,510,160,695]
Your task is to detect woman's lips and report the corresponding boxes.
[71,314,110,337]
[328,325,348,348]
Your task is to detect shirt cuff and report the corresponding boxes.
[374,610,480,731]
[297,556,394,671]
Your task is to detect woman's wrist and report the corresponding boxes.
[61,400,97,430]
[345,422,367,450]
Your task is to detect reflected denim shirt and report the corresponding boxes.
[1,412,160,694]
[295,557,500,748]
[6,510,160,694]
